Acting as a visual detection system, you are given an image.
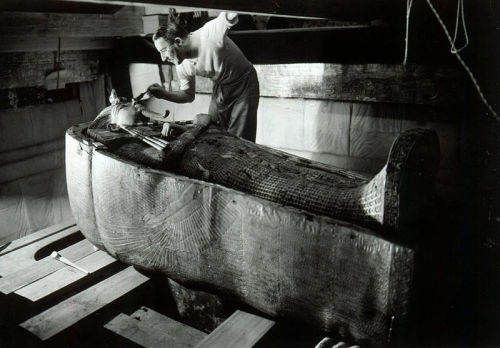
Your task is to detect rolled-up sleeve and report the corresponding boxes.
[176,61,196,95]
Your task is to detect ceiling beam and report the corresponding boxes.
[56,0,401,21]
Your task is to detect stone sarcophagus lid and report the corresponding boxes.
[65,118,439,345]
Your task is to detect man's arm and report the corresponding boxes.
[147,84,194,103]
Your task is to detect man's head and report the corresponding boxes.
[153,36,186,65]
[153,11,189,65]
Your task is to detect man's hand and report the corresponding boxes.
[147,83,166,99]
[161,122,171,138]
[161,122,190,139]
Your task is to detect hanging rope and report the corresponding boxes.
[450,0,469,53]
[425,0,499,122]
[403,0,414,64]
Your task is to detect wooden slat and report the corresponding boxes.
[195,311,275,348]
[15,250,116,302]
[0,37,114,53]
[105,306,207,348]
[0,225,81,276]
[20,266,149,341]
[193,63,462,106]
[0,7,144,38]
[0,239,95,294]
[0,219,75,256]
[0,50,110,89]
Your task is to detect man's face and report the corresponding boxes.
[154,37,183,65]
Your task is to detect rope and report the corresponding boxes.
[450,0,469,53]
[403,0,414,64]
[425,0,499,122]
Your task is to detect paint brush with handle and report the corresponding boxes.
[51,251,90,275]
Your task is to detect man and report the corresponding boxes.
[148,11,259,142]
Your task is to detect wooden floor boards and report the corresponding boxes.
[0,221,292,348]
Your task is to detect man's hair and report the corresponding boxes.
[153,9,189,44]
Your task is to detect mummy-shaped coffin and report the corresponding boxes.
[66,121,439,344]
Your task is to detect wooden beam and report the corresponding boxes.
[0,50,110,89]
[0,7,144,38]
[0,0,123,14]
[0,37,114,53]
[180,63,462,106]
[57,0,401,21]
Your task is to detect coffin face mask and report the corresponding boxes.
[87,89,169,130]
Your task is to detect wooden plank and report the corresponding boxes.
[15,251,116,302]
[195,310,275,348]
[0,219,75,256]
[0,225,81,276]
[0,50,110,89]
[60,0,400,21]
[0,36,114,53]
[0,7,144,38]
[105,306,207,347]
[0,239,95,294]
[20,266,149,341]
[1,1,123,14]
[191,63,462,105]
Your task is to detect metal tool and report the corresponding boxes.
[120,126,169,151]
[51,251,90,275]
[132,91,148,103]
[127,128,169,148]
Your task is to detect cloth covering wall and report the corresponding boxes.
[0,76,105,244]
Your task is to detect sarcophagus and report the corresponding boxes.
[65,119,439,345]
